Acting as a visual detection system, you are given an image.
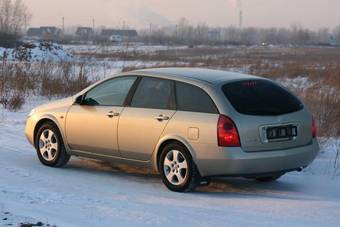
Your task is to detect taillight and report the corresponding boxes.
[217,115,241,147]
[312,118,317,138]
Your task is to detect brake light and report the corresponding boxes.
[312,118,317,138]
[217,115,241,147]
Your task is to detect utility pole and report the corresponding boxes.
[239,10,243,29]
[24,15,28,31]
[62,16,65,34]
[238,0,243,29]
[175,24,178,39]
[92,18,96,42]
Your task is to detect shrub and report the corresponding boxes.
[0,60,91,109]
[7,93,25,111]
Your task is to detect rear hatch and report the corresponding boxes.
[222,79,313,152]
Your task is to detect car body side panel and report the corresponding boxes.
[155,111,220,175]
[25,97,75,153]
[118,107,176,161]
[65,105,123,156]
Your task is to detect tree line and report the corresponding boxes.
[0,0,340,47]
[140,18,340,46]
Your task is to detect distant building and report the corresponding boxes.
[101,29,138,42]
[208,29,222,40]
[76,27,94,40]
[26,26,62,40]
[26,28,42,39]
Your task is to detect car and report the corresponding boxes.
[109,35,123,43]
[25,68,319,192]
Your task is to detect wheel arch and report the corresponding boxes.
[33,115,70,153]
[152,135,200,174]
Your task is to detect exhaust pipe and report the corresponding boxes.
[296,167,304,172]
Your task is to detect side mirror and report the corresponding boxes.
[74,95,84,105]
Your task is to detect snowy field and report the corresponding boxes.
[0,97,339,227]
[64,43,189,54]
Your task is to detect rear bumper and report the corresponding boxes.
[195,139,319,177]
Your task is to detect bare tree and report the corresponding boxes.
[138,18,340,46]
[0,0,30,47]
[333,24,340,45]
[0,0,30,35]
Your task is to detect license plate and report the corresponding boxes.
[266,125,297,140]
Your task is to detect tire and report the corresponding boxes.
[159,142,200,192]
[255,174,283,182]
[35,122,70,167]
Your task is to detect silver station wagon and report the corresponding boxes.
[25,68,319,192]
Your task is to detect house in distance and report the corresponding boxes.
[26,26,62,41]
[100,29,138,42]
[75,27,94,40]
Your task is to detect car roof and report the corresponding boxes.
[129,67,261,85]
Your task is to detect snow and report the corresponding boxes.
[0,97,339,227]
[277,76,316,91]
[0,42,73,62]
[64,43,189,54]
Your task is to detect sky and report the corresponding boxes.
[24,0,340,30]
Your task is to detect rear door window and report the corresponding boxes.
[130,77,173,109]
[222,80,303,116]
[175,82,218,114]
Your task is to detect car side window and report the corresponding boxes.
[130,77,172,109]
[83,77,136,106]
[176,82,218,114]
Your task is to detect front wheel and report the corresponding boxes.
[159,142,200,192]
[35,122,70,167]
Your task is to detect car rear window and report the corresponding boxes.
[222,80,303,116]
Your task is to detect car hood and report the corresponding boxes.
[35,97,75,113]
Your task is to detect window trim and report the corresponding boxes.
[127,76,176,110]
[123,76,142,106]
[174,81,219,114]
[82,76,138,107]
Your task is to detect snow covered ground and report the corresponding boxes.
[0,97,339,227]
[64,43,189,54]
[0,43,73,62]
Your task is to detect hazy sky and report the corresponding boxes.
[25,0,339,30]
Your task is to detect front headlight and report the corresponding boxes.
[27,109,36,118]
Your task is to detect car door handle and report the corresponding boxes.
[106,111,120,118]
[154,115,170,121]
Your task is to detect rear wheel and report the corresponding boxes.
[35,122,70,167]
[255,174,283,182]
[159,142,200,192]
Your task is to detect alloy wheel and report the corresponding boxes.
[38,129,58,161]
[163,150,188,185]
